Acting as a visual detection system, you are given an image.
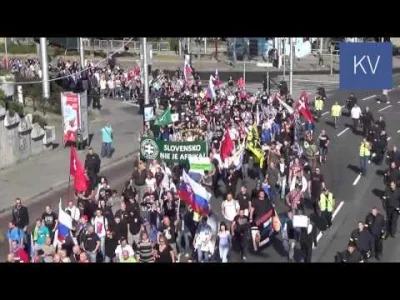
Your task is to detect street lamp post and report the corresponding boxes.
[143,38,149,106]
[289,38,293,95]
[40,38,50,99]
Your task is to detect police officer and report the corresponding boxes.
[372,130,388,165]
[319,188,335,229]
[359,138,371,177]
[349,222,374,261]
[314,96,324,120]
[335,242,364,263]
[375,116,386,133]
[346,93,358,114]
[330,101,342,129]
[364,208,386,260]
[385,162,400,187]
[362,107,374,137]
[383,181,400,237]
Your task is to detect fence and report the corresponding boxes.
[82,39,170,53]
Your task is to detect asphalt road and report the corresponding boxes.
[311,76,400,262]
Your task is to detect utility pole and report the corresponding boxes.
[283,38,286,80]
[289,38,293,95]
[320,38,324,53]
[204,38,207,54]
[178,38,182,57]
[40,38,50,99]
[79,37,85,67]
[143,38,149,105]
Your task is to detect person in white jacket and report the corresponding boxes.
[351,104,362,133]
[65,201,80,223]
[289,174,308,193]
[92,209,108,256]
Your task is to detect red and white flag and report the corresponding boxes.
[220,128,235,161]
[296,99,314,122]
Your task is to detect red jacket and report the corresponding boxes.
[13,248,29,263]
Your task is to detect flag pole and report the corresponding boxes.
[66,174,71,204]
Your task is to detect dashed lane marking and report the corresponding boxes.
[362,95,376,101]
[388,137,392,141]
[379,105,392,112]
[398,129,400,133]
[337,127,350,137]
[353,174,362,186]
[316,201,345,243]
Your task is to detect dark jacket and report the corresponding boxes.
[85,153,101,174]
[365,213,385,238]
[132,169,147,186]
[362,111,374,126]
[375,119,386,132]
[12,205,29,229]
[384,187,400,209]
[350,229,374,252]
[339,249,363,263]
[105,235,118,258]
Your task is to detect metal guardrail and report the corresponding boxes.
[83,39,170,53]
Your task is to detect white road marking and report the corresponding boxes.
[332,201,345,219]
[337,127,349,137]
[398,129,400,133]
[123,102,140,107]
[322,111,329,116]
[353,174,362,186]
[316,201,345,243]
[362,95,376,101]
[301,122,305,126]
[379,105,392,112]
[387,136,392,141]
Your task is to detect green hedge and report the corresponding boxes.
[0,43,36,54]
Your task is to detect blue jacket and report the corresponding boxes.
[306,122,315,132]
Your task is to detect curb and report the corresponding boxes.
[0,149,138,218]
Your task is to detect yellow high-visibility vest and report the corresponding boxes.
[359,142,370,157]
[331,105,341,117]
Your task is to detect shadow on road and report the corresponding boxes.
[347,164,361,174]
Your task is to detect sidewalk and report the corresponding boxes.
[0,99,142,213]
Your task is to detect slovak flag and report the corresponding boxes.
[180,170,211,215]
[184,59,192,82]
[70,147,89,192]
[53,199,73,247]
[296,99,314,122]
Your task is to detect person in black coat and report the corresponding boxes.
[349,222,374,261]
[226,167,239,198]
[362,107,374,137]
[335,242,363,263]
[104,229,118,263]
[365,208,386,260]
[383,181,400,237]
[85,147,101,180]
[12,198,29,231]
[299,218,317,263]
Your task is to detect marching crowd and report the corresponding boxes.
[5,58,400,263]
[5,65,340,263]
